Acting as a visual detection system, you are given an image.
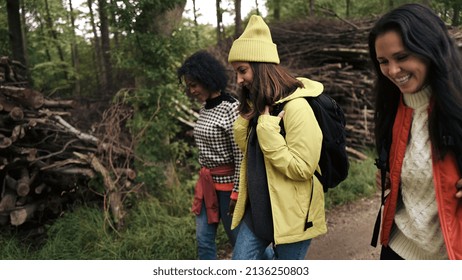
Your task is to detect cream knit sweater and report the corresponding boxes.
[388,87,448,260]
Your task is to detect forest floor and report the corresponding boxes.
[305,191,381,260]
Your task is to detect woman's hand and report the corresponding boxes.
[456,178,462,199]
[228,199,236,216]
[264,105,285,118]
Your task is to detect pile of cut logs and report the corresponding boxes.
[0,57,138,231]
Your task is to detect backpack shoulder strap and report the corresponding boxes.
[370,139,389,247]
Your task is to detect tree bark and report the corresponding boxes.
[44,0,67,79]
[19,1,30,82]
[273,0,281,20]
[216,0,223,43]
[87,0,103,93]
[109,0,119,49]
[452,2,461,27]
[346,0,350,17]
[309,0,315,16]
[234,0,242,37]
[6,0,26,66]
[68,0,81,96]
[98,0,114,98]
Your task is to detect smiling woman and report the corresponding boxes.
[374,30,429,95]
[368,3,462,260]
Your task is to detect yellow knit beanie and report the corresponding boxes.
[228,15,280,64]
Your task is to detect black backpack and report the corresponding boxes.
[273,93,349,192]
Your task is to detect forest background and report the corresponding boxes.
[0,0,461,260]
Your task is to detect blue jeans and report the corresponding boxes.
[196,191,239,260]
[232,221,311,260]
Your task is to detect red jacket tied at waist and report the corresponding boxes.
[191,164,235,224]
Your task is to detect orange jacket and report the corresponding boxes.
[380,97,462,259]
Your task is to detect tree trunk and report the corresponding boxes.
[234,0,242,37]
[216,0,223,44]
[452,2,461,27]
[68,0,81,97]
[38,23,52,63]
[6,0,26,66]
[98,0,113,98]
[109,0,119,49]
[346,0,350,17]
[19,1,30,82]
[309,0,315,16]
[273,0,281,20]
[152,3,186,36]
[192,0,199,40]
[44,0,67,80]
[421,0,431,9]
[87,0,103,93]
[388,0,394,9]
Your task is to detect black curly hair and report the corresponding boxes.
[177,50,228,93]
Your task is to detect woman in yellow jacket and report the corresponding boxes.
[228,15,327,260]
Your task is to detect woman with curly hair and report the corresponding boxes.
[177,50,242,259]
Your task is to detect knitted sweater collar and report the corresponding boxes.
[205,92,235,109]
[402,86,432,109]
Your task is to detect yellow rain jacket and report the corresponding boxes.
[232,77,327,245]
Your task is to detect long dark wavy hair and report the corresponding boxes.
[177,50,228,93]
[368,3,462,161]
[237,63,303,119]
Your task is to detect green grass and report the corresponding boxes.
[324,150,377,209]
[0,149,377,259]
[0,199,196,260]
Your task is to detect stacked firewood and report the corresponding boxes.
[0,57,138,230]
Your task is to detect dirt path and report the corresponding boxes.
[220,192,383,260]
[305,192,382,260]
